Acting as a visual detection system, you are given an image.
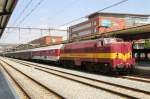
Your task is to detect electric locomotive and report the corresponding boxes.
[60,38,135,73]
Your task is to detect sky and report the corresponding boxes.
[0,0,150,44]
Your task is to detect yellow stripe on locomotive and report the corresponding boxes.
[60,52,132,61]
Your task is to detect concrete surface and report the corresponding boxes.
[135,62,150,76]
[0,69,18,99]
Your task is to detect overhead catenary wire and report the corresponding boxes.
[59,0,129,27]
[2,26,67,42]
[5,0,45,40]
[1,26,67,44]
[5,26,67,31]
[13,0,33,25]
[96,0,128,13]
[3,0,32,39]
[16,0,45,26]
[48,0,81,20]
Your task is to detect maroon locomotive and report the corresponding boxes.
[60,38,135,73]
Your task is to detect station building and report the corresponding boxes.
[69,12,150,40]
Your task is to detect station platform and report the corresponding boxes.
[135,62,150,76]
[0,69,18,99]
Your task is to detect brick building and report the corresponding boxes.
[69,12,150,40]
[28,36,62,46]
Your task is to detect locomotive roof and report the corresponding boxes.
[68,37,120,44]
[64,38,121,49]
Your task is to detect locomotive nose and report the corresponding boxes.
[121,42,135,71]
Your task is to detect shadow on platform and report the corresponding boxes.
[0,69,18,99]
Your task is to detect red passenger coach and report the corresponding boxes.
[31,44,63,62]
[60,38,135,73]
[5,44,63,63]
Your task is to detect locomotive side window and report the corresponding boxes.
[103,38,123,44]
[104,38,115,44]
[116,38,123,42]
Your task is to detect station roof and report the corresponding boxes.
[0,0,17,37]
[104,24,150,40]
[79,24,150,41]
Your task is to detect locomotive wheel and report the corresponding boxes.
[61,60,74,68]
[84,62,111,74]
[63,61,69,67]
[85,65,93,72]
[100,65,111,74]
[123,68,130,75]
[86,63,97,72]
[129,66,135,74]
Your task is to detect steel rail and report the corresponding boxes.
[0,61,31,99]
[11,59,148,99]
[13,59,150,95]
[0,59,65,99]
[120,76,150,84]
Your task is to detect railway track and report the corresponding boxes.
[120,75,150,83]
[5,58,150,99]
[20,60,150,84]
[0,63,29,99]
[0,59,64,99]
[11,58,150,84]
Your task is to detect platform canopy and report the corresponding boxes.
[78,24,150,41]
[0,0,17,37]
[104,24,150,40]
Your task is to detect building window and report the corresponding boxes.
[78,30,92,36]
[126,16,149,27]
[94,28,97,33]
[71,23,91,32]
[91,28,97,33]
[91,21,97,26]
[52,38,56,43]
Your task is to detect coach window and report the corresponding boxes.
[91,21,97,26]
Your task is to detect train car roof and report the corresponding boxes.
[31,44,64,51]
[5,44,64,53]
[64,38,123,49]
